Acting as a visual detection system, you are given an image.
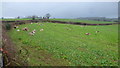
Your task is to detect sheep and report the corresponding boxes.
[96,31,100,33]
[14,25,19,29]
[17,29,20,31]
[29,32,34,36]
[29,29,36,36]
[85,33,90,35]
[22,27,29,31]
[32,29,36,33]
[40,29,44,31]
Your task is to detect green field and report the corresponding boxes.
[8,22,118,66]
[1,18,32,21]
[50,19,115,24]
[1,18,116,24]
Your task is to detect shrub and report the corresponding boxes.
[5,23,11,30]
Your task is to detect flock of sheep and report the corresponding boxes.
[13,23,44,36]
[13,23,100,36]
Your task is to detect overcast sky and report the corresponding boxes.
[2,2,118,18]
[2,0,119,2]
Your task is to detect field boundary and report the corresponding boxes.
[2,24,28,66]
[48,20,119,25]
[1,20,119,26]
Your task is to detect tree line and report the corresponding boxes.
[1,13,51,20]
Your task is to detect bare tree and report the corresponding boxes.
[32,15,39,20]
[2,17,4,19]
[32,16,35,20]
[45,13,51,19]
[17,16,20,19]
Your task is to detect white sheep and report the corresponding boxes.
[14,25,19,29]
[32,29,36,33]
[29,29,36,36]
[22,27,29,31]
[17,29,20,31]
[29,32,34,36]
[40,29,44,31]
[96,31,100,33]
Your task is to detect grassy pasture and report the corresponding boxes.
[1,18,31,21]
[8,22,118,66]
[50,19,115,24]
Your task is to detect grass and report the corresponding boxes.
[1,18,116,24]
[50,19,115,24]
[8,22,118,66]
[1,18,32,21]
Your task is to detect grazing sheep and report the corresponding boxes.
[85,33,90,35]
[22,27,29,31]
[29,29,36,36]
[31,22,33,24]
[17,29,20,31]
[96,31,100,33]
[14,25,19,29]
[40,29,44,31]
[29,32,34,36]
[32,29,36,33]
